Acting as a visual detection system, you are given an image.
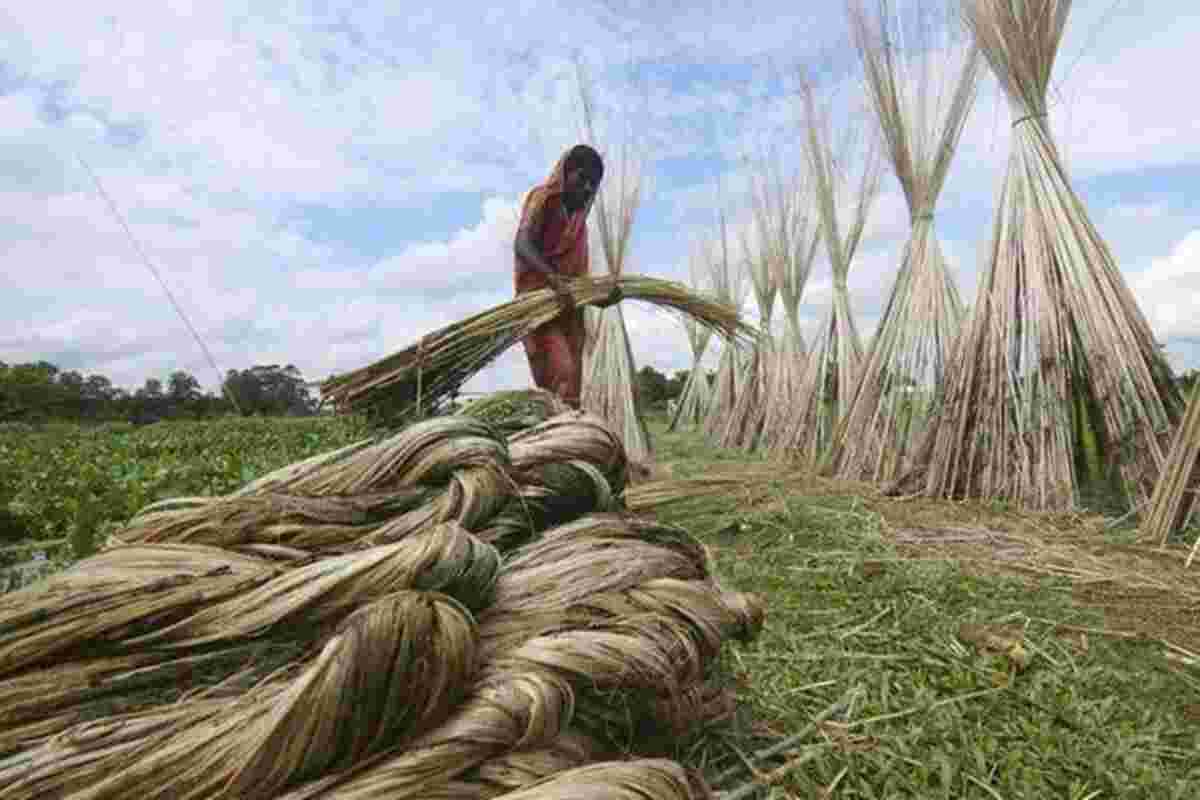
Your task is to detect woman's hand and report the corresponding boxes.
[547,274,575,313]
[595,284,623,309]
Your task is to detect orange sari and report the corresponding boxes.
[514,148,595,408]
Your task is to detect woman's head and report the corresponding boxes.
[561,144,604,212]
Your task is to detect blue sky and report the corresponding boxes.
[2,0,1198,395]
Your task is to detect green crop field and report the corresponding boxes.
[0,416,369,584]
[1,414,1197,797]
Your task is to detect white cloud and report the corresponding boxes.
[1131,230,1200,342]
[2,0,1199,402]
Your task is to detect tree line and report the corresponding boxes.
[0,361,320,424]
[6,358,1189,425]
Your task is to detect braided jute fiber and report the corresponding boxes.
[20,591,476,800]
[125,523,498,649]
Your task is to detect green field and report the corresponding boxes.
[2,415,1198,797]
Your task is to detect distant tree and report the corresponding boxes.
[636,365,671,411]
[223,365,317,417]
[1179,369,1199,396]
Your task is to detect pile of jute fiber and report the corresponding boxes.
[0,405,763,800]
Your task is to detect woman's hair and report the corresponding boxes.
[565,144,604,183]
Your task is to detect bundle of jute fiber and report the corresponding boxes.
[0,519,758,800]
[757,163,822,454]
[112,413,624,555]
[0,524,496,678]
[319,275,757,421]
[0,639,305,757]
[893,0,1183,509]
[0,526,498,769]
[777,74,882,466]
[0,543,280,678]
[0,591,478,800]
[475,759,712,800]
[271,620,725,800]
[0,410,762,800]
[702,207,753,446]
[1144,380,1200,561]
[713,174,780,452]
[468,730,606,796]
[668,242,716,432]
[828,0,980,484]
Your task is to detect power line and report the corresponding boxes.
[75,153,241,414]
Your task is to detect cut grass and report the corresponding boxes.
[641,417,1200,799]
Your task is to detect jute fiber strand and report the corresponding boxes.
[780,76,882,467]
[897,0,1183,509]
[829,0,981,483]
[1144,381,1200,561]
[0,408,764,800]
[320,275,757,421]
[668,242,715,432]
[576,59,654,465]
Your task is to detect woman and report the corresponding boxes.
[513,144,621,409]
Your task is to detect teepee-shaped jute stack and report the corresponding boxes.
[780,77,882,466]
[715,176,781,451]
[829,0,981,483]
[575,61,653,465]
[703,205,752,444]
[896,0,1182,510]
[668,243,716,431]
[756,160,822,452]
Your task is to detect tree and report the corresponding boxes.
[223,365,316,417]
[636,365,672,411]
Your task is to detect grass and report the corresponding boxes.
[643,417,1200,799]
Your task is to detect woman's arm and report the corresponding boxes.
[514,204,562,287]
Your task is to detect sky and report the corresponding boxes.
[2,0,1199,398]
